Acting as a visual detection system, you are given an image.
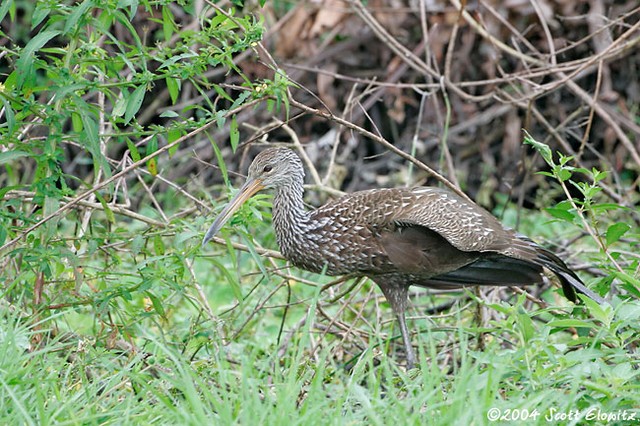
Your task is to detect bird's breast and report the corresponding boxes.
[275,213,391,276]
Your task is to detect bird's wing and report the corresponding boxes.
[389,187,517,254]
[379,225,479,275]
[418,255,545,287]
[386,188,604,303]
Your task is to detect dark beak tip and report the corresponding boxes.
[201,223,221,247]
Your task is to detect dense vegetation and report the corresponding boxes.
[1,0,638,424]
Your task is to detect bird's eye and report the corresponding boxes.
[263,165,273,173]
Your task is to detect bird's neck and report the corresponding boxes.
[271,181,315,262]
[272,181,309,234]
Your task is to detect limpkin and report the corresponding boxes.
[202,147,604,369]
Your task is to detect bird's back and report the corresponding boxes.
[277,186,521,278]
[283,185,602,303]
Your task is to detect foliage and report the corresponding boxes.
[0,0,267,323]
[524,132,639,300]
[1,1,638,425]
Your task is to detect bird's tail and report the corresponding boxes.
[516,236,606,304]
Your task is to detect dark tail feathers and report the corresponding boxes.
[528,241,605,304]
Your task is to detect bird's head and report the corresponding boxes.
[202,148,304,246]
[246,147,304,189]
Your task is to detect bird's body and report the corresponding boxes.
[203,147,604,369]
[277,186,526,274]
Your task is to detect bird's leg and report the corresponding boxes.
[396,311,416,370]
[376,281,417,369]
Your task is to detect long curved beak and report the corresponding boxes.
[202,177,265,247]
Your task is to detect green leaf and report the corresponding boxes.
[616,272,640,298]
[112,9,143,51]
[124,84,146,124]
[148,157,157,176]
[15,30,61,90]
[161,5,175,41]
[282,92,291,119]
[153,234,165,256]
[131,234,144,255]
[547,319,593,328]
[213,84,233,102]
[592,168,608,182]
[121,0,138,19]
[34,158,48,183]
[146,291,166,317]
[0,223,6,246]
[157,52,198,70]
[0,0,15,22]
[63,0,93,35]
[210,10,228,28]
[71,112,83,132]
[80,112,112,183]
[242,233,269,279]
[229,90,252,111]
[138,279,153,292]
[0,95,15,134]
[605,222,631,246]
[112,90,127,117]
[126,138,141,162]
[544,207,575,222]
[160,110,179,118]
[580,295,612,326]
[517,311,535,342]
[572,167,590,175]
[146,135,158,176]
[613,270,640,287]
[209,257,244,302]
[590,203,631,213]
[167,127,182,157]
[214,110,226,129]
[31,2,50,29]
[536,171,554,178]
[554,166,572,182]
[230,115,240,151]
[523,131,553,166]
[0,150,28,165]
[209,135,229,186]
[146,136,158,157]
[95,192,115,224]
[79,112,111,183]
[166,77,180,104]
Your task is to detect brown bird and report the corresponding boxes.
[202,147,604,369]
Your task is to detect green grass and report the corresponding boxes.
[1,1,639,424]
[1,191,639,424]
[2,226,639,425]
